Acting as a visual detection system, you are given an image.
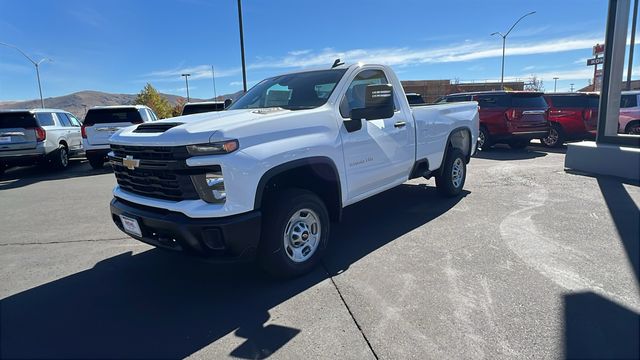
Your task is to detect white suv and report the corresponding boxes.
[82,105,158,169]
[0,109,83,175]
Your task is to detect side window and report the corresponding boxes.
[620,94,638,108]
[476,95,510,108]
[56,113,72,127]
[36,112,55,126]
[139,109,151,122]
[67,114,82,127]
[339,69,390,118]
[149,109,158,121]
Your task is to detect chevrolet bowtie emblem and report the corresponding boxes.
[122,155,140,170]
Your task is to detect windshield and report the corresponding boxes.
[228,69,347,111]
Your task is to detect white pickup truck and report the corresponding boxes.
[108,63,479,277]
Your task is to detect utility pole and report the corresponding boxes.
[211,65,217,100]
[237,0,248,93]
[0,42,51,108]
[627,0,638,90]
[491,11,536,90]
[181,73,191,102]
[570,83,575,92]
[553,77,559,92]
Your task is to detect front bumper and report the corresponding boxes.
[110,197,261,261]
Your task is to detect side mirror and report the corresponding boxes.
[224,98,233,109]
[350,84,394,121]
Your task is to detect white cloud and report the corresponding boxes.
[143,34,604,83]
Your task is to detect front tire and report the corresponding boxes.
[626,121,640,135]
[50,145,69,170]
[541,123,565,147]
[258,189,330,278]
[436,148,466,197]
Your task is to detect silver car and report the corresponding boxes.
[0,108,83,175]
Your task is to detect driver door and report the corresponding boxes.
[338,68,415,202]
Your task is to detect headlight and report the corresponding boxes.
[187,140,239,156]
[191,168,227,203]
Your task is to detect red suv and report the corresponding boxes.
[440,91,549,149]
[542,93,599,147]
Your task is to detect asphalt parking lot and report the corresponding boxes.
[1,144,638,359]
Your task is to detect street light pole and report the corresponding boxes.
[237,0,248,93]
[570,83,575,92]
[0,42,51,108]
[211,65,217,100]
[553,77,559,92]
[491,11,536,90]
[181,73,191,102]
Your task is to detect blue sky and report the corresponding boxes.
[0,0,630,101]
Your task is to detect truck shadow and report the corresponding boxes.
[0,183,465,359]
[0,159,112,191]
[474,146,549,161]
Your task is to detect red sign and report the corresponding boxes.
[593,43,605,56]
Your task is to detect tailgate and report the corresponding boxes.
[510,94,548,129]
[0,112,38,152]
[85,122,130,146]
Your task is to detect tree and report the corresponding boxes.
[172,97,186,117]
[134,83,173,118]
[524,75,545,92]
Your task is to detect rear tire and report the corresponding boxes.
[477,126,492,151]
[626,121,640,135]
[541,123,565,147]
[50,145,69,170]
[258,189,330,278]
[436,148,466,197]
[508,139,530,149]
[88,155,104,169]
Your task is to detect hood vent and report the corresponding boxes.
[133,122,183,133]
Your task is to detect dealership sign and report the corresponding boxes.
[587,57,604,66]
[593,43,605,56]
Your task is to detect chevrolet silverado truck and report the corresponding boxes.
[108,63,479,277]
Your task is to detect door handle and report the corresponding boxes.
[394,121,406,128]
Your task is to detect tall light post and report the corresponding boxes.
[553,77,559,92]
[0,42,52,108]
[491,11,536,90]
[237,0,248,93]
[570,83,575,92]
[211,65,217,100]
[181,73,191,102]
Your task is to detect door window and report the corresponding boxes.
[620,94,638,108]
[340,69,391,118]
[56,113,72,127]
[67,114,82,127]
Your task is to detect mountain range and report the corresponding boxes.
[0,90,244,118]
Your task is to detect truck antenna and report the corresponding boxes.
[331,59,344,68]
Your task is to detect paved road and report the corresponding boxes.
[1,146,638,359]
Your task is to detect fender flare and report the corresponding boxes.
[253,156,343,211]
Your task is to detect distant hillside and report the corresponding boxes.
[0,90,244,118]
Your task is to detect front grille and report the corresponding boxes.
[110,144,189,161]
[113,164,200,201]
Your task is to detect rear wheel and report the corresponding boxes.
[436,148,466,197]
[477,127,492,151]
[88,155,104,169]
[508,139,530,149]
[626,121,640,135]
[258,189,330,278]
[541,123,565,147]
[50,145,69,170]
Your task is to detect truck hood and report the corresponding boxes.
[109,108,296,146]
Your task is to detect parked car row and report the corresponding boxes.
[436,90,639,149]
[0,99,233,174]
